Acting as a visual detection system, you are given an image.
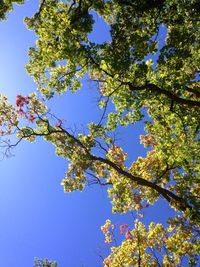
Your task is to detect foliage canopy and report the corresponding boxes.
[34,258,57,267]
[0,0,24,20]
[0,0,200,266]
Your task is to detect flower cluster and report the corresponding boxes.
[125,229,133,240]
[119,224,133,240]
[16,95,29,107]
[16,95,36,123]
[101,220,114,244]
[119,224,128,234]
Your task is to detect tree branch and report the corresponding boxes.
[11,121,197,215]
[90,154,188,209]
[185,86,200,98]
[127,82,200,108]
[88,55,200,108]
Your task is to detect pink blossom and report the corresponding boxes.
[119,224,128,234]
[27,113,36,123]
[56,119,62,128]
[16,95,29,107]
[17,108,25,116]
[125,230,133,240]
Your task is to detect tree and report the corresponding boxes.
[0,0,200,266]
[0,0,24,20]
[34,258,57,267]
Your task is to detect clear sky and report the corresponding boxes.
[0,2,174,267]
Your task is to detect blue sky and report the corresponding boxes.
[0,2,175,267]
